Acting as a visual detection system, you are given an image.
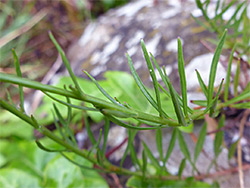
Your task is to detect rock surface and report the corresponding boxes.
[67,0,217,93]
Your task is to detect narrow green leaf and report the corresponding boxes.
[35,140,66,152]
[194,123,207,163]
[43,92,98,111]
[51,110,65,140]
[105,114,160,130]
[231,102,250,109]
[53,104,75,145]
[126,53,160,115]
[190,100,207,107]
[164,69,187,126]
[233,59,240,97]
[84,71,123,107]
[83,112,96,145]
[142,149,147,178]
[49,31,83,94]
[228,139,239,160]
[12,49,24,112]
[178,158,186,178]
[101,109,137,118]
[129,130,141,170]
[195,69,208,98]
[224,44,236,101]
[60,153,102,172]
[207,29,227,108]
[6,90,15,107]
[120,129,137,168]
[208,78,224,116]
[177,129,192,163]
[164,128,177,164]
[177,38,188,116]
[102,117,110,156]
[152,57,193,114]
[88,129,103,157]
[224,90,250,105]
[141,40,163,117]
[214,116,224,157]
[156,129,163,161]
[142,141,161,170]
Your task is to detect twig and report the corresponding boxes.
[237,109,250,188]
[0,9,48,48]
[109,173,123,188]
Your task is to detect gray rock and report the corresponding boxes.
[67,0,215,94]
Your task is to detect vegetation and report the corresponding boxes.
[0,0,249,187]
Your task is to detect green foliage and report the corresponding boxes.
[0,140,107,188]
[0,1,249,186]
[126,176,211,188]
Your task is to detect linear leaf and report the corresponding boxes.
[49,31,83,94]
[224,44,236,101]
[105,114,160,130]
[102,117,110,156]
[156,128,163,161]
[177,129,192,163]
[228,139,239,160]
[142,141,161,170]
[177,38,188,116]
[195,69,208,98]
[152,57,193,114]
[194,123,207,163]
[164,69,187,126]
[208,78,224,116]
[233,59,240,97]
[141,40,163,117]
[53,103,75,145]
[207,29,227,109]
[178,158,186,178]
[83,112,96,145]
[84,71,123,107]
[43,92,98,111]
[128,129,141,170]
[12,49,24,112]
[164,128,177,164]
[126,53,159,114]
[120,129,137,168]
[35,140,66,152]
[142,149,147,178]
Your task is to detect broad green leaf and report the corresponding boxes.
[0,169,41,188]
[0,110,33,139]
[194,123,207,163]
[43,155,108,188]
